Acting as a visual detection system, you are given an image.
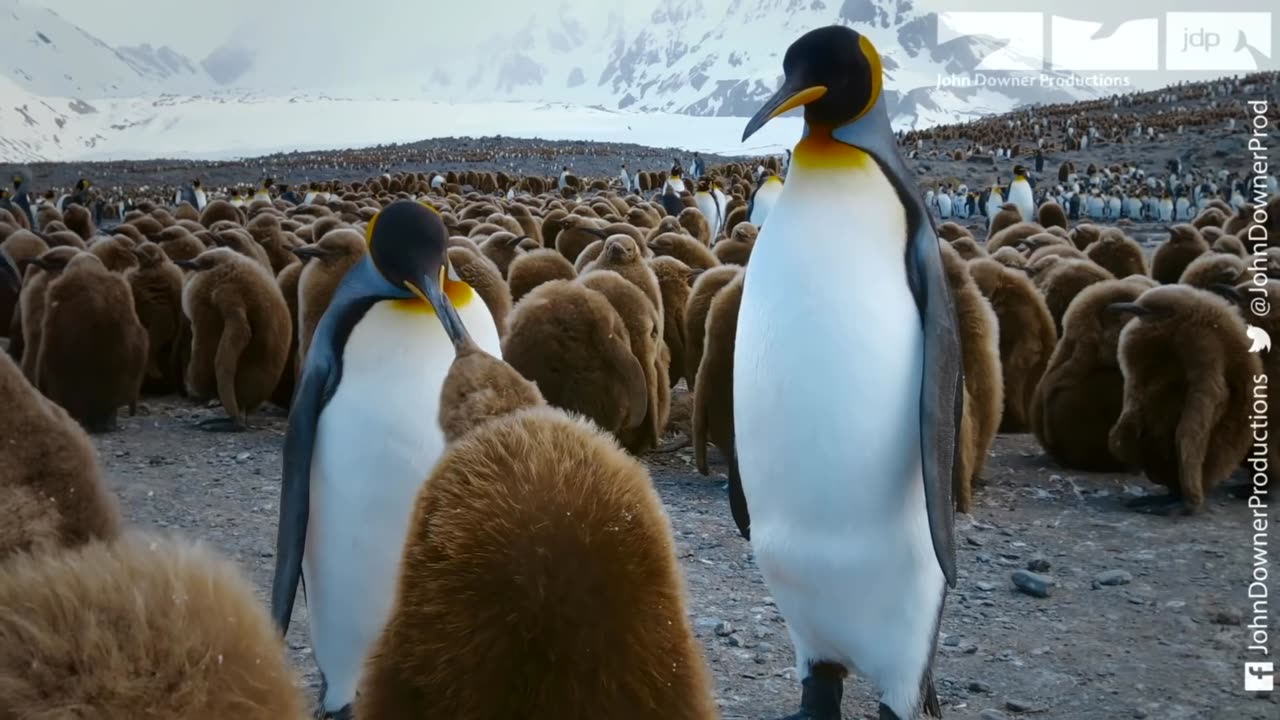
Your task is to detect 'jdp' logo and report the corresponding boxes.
[1167,13,1273,71]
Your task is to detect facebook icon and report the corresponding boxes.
[1245,662,1274,692]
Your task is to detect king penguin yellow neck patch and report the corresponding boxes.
[389,278,475,315]
[793,126,872,170]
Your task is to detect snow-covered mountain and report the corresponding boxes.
[1,0,1106,161]
[0,0,210,97]
[201,0,1099,127]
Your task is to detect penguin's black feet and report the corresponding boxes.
[324,707,353,720]
[196,417,247,433]
[1125,493,1188,515]
[775,661,845,720]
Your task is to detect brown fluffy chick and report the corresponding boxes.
[951,236,987,261]
[357,407,716,720]
[714,222,756,266]
[684,265,743,392]
[990,246,1027,270]
[649,255,695,387]
[580,234,664,319]
[438,338,545,443]
[502,280,648,436]
[1150,224,1209,284]
[1030,277,1155,471]
[940,244,1003,512]
[1085,229,1147,278]
[1037,201,1068,229]
[126,242,186,394]
[1109,286,1260,514]
[478,232,533,278]
[0,531,307,719]
[39,253,148,433]
[179,248,291,431]
[677,206,712,245]
[648,231,719,271]
[986,220,1044,254]
[507,248,578,305]
[936,221,971,242]
[1035,258,1116,335]
[968,258,1056,432]
[295,229,367,363]
[988,204,1028,239]
[693,273,742,476]
[1179,252,1246,290]
[579,270,668,454]
[89,235,141,274]
[555,215,609,263]
[447,246,513,337]
[573,239,605,273]
[0,352,121,560]
[15,246,78,376]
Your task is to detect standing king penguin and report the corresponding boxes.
[735,26,962,720]
[1008,165,1034,222]
[270,200,502,719]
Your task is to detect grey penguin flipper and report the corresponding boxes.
[269,264,380,633]
[908,209,963,589]
[270,350,334,633]
[727,447,750,540]
[832,113,961,588]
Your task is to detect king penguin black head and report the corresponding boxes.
[742,25,883,141]
[365,199,472,346]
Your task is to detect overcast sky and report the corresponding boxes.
[30,0,1278,72]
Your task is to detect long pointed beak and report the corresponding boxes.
[1107,302,1149,316]
[742,82,827,142]
[406,275,472,349]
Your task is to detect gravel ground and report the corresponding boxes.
[91,392,1277,720]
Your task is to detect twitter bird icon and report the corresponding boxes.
[1247,324,1272,353]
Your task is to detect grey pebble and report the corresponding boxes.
[694,617,721,632]
[1006,699,1046,713]
[714,621,734,637]
[976,580,997,592]
[979,711,1010,720]
[1027,558,1052,572]
[968,680,993,693]
[1011,570,1054,598]
[1095,569,1133,587]
[1211,608,1243,625]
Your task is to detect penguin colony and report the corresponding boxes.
[0,28,1277,720]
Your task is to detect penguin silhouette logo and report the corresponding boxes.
[1247,324,1272,353]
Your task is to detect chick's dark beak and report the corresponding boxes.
[742,80,828,142]
[405,273,472,349]
[291,245,328,260]
[1107,302,1149,316]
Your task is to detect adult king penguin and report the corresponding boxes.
[1008,165,1034,222]
[735,26,961,720]
[270,200,502,719]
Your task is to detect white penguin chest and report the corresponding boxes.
[313,298,502,490]
[734,160,924,525]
